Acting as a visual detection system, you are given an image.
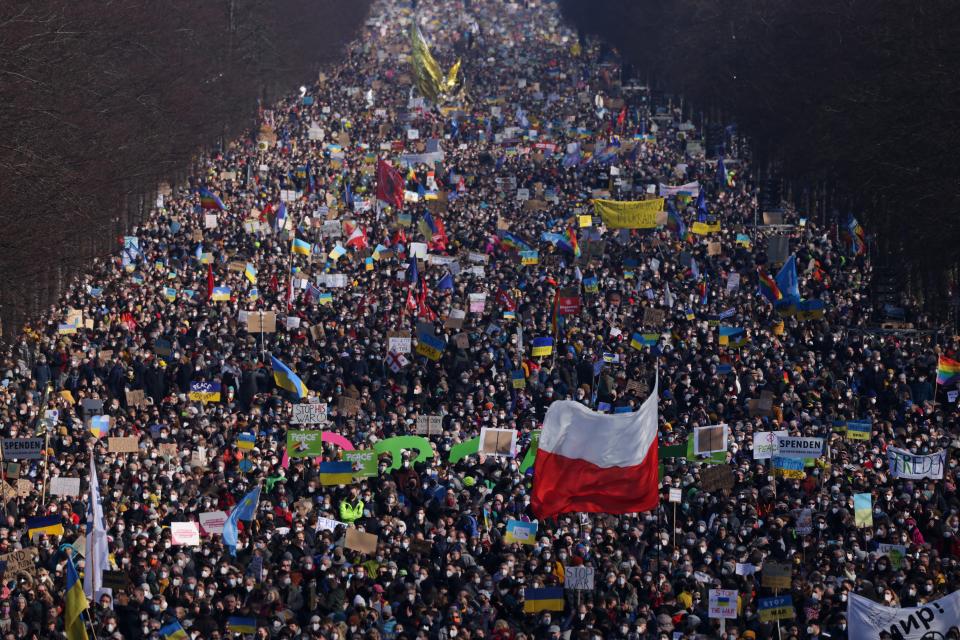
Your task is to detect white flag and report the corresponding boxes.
[84,451,110,598]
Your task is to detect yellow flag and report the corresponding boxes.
[592,198,664,229]
[691,221,721,235]
[410,22,461,103]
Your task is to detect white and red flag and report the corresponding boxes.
[531,376,659,519]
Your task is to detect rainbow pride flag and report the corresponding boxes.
[756,267,782,303]
[198,188,226,211]
[937,355,960,386]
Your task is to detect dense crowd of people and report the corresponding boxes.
[1,0,957,639]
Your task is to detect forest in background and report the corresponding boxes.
[561,0,960,315]
[0,0,371,336]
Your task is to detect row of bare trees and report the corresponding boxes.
[0,0,371,336]
[561,0,960,312]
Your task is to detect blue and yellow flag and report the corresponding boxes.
[65,557,88,640]
[28,515,64,538]
[523,587,564,613]
[227,617,257,634]
[160,621,188,640]
[270,355,307,398]
[292,238,312,256]
[319,461,354,486]
[244,263,257,284]
[531,337,554,357]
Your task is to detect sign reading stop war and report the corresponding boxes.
[1,438,44,460]
[564,566,595,590]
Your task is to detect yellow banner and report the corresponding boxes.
[410,23,461,103]
[691,221,721,235]
[592,198,664,229]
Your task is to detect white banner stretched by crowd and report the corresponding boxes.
[847,590,960,640]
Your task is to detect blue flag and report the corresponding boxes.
[222,487,261,557]
[406,255,419,284]
[696,190,708,222]
[775,255,800,301]
[437,273,454,290]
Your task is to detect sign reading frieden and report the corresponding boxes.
[774,436,824,459]
[887,447,945,480]
[1,438,44,460]
[847,590,960,640]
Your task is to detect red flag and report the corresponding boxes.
[495,287,516,311]
[417,279,437,321]
[206,264,214,300]
[428,216,448,252]
[532,378,659,519]
[346,224,368,250]
[376,158,405,209]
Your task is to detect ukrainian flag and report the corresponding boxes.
[159,621,188,640]
[227,617,257,634]
[328,244,346,261]
[244,263,257,284]
[523,587,564,613]
[292,238,312,256]
[531,337,553,357]
[630,332,658,350]
[236,433,256,451]
[319,461,354,486]
[65,557,88,640]
[718,326,747,347]
[211,286,231,301]
[27,515,64,538]
[270,355,307,399]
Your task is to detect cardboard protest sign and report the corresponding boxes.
[693,425,728,455]
[102,570,131,591]
[479,428,518,457]
[761,561,792,589]
[125,389,147,408]
[0,548,37,574]
[415,415,444,436]
[337,396,360,416]
[246,311,277,334]
[643,307,666,327]
[345,528,378,554]
[49,477,81,497]
[699,465,735,491]
[444,309,465,329]
[108,437,140,453]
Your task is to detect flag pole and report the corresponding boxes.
[85,605,100,640]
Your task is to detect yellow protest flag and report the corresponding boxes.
[592,199,664,229]
[691,221,721,235]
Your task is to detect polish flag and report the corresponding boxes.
[531,376,659,519]
[345,224,368,250]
